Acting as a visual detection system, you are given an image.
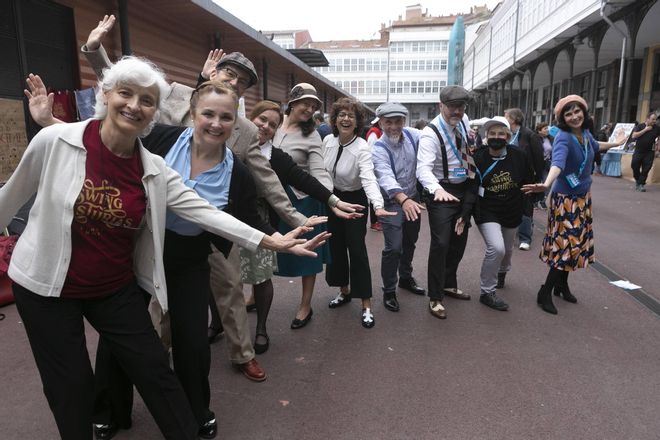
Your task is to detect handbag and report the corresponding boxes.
[0,229,18,307]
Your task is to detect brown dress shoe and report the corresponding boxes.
[443,288,471,300]
[429,300,447,319]
[236,359,267,382]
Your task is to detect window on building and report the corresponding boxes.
[396,81,403,94]
[358,80,365,94]
[440,40,448,51]
[404,81,410,93]
[440,80,447,86]
[411,81,417,93]
[432,81,439,93]
[425,81,432,93]
[404,60,411,71]
[440,60,447,71]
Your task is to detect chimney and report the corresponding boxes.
[405,4,423,20]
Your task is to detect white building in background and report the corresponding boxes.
[462,0,659,127]
[302,4,490,125]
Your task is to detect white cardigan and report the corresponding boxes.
[0,120,264,312]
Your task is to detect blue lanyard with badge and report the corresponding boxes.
[476,150,507,197]
[566,131,589,188]
[510,130,520,146]
[438,119,467,178]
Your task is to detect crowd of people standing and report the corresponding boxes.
[2,13,636,440]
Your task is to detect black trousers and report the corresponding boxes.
[13,281,198,440]
[631,150,655,185]
[325,189,372,299]
[425,183,470,300]
[94,235,214,428]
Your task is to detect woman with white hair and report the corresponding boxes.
[473,116,533,311]
[3,57,304,439]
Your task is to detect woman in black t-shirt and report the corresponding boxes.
[473,117,533,311]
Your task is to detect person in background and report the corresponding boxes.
[365,117,384,232]
[9,57,304,440]
[273,83,334,329]
[314,111,332,140]
[474,117,533,311]
[372,102,426,313]
[417,85,478,320]
[630,111,659,192]
[414,119,428,130]
[323,97,394,327]
[523,95,625,315]
[503,108,544,251]
[535,122,554,209]
[240,100,362,351]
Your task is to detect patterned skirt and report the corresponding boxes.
[540,192,594,271]
[239,199,278,285]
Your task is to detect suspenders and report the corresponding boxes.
[427,124,451,184]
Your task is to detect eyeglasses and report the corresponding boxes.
[445,102,468,111]
[337,112,356,120]
[220,67,251,89]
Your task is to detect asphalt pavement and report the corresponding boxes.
[1,175,659,440]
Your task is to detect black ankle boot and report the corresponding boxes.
[537,284,557,315]
[554,283,577,303]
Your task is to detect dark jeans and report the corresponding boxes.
[325,189,372,299]
[425,183,469,300]
[14,281,198,440]
[380,200,421,294]
[631,150,655,185]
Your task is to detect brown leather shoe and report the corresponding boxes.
[236,359,267,382]
[429,300,447,319]
[443,288,471,300]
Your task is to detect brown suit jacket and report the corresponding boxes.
[82,45,308,227]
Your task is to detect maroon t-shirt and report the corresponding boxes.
[61,119,146,298]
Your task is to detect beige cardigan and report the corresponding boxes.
[0,120,264,311]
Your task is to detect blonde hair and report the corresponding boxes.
[189,80,238,115]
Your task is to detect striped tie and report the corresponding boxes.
[455,129,476,179]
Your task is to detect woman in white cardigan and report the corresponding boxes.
[323,97,395,328]
[1,57,307,440]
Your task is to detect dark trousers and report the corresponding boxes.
[631,150,655,185]
[325,189,372,299]
[94,257,213,428]
[13,281,198,440]
[380,200,421,294]
[425,184,469,300]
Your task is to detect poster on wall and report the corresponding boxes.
[0,98,29,182]
[608,123,636,151]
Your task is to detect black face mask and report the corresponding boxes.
[488,138,508,150]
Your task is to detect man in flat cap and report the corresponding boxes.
[372,103,426,312]
[417,85,478,320]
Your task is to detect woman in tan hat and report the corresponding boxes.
[523,95,624,314]
[273,84,335,329]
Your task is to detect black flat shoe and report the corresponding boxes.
[290,309,313,329]
[254,332,270,354]
[328,292,352,308]
[361,308,375,328]
[94,423,118,440]
[398,277,426,295]
[246,303,256,312]
[383,294,400,312]
[198,417,217,439]
[207,325,224,344]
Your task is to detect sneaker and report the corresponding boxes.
[370,222,383,232]
[519,242,530,251]
[639,184,647,192]
[361,308,375,328]
[479,292,509,311]
[635,184,640,191]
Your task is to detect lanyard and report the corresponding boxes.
[570,131,589,177]
[438,119,463,163]
[475,150,507,184]
[510,130,520,146]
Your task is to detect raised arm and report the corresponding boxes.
[81,15,116,79]
[24,74,62,127]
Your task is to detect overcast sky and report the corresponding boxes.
[214,0,502,41]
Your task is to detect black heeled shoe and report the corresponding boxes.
[537,284,557,315]
[94,423,119,440]
[254,332,270,354]
[554,284,577,303]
